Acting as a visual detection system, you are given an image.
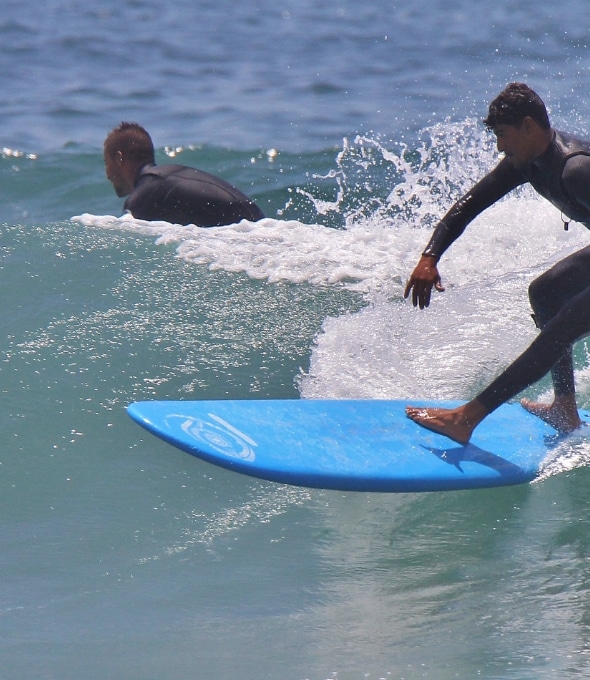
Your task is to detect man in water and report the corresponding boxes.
[404,82,590,444]
[103,122,265,226]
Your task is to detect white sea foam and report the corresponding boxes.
[72,195,586,296]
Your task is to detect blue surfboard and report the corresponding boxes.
[126,399,589,493]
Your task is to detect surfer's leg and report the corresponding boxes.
[478,283,590,432]
[407,280,590,442]
[407,251,590,443]
[529,246,590,323]
[528,246,590,398]
[407,321,577,441]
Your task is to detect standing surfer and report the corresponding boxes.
[404,83,590,443]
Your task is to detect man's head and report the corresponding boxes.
[103,122,155,197]
[484,83,550,131]
[484,83,553,167]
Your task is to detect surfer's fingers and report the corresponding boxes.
[418,281,433,308]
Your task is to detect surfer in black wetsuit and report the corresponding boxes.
[404,83,590,444]
[103,122,264,226]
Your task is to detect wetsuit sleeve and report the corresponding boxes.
[422,157,526,259]
[562,155,590,214]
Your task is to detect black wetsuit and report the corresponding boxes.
[123,163,265,227]
[422,130,590,411]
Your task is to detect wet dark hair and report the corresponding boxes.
[484,83,550,130]
[104,122,155,166]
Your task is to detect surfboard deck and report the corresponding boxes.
[126,399,590,492]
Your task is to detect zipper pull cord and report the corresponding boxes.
[561,211,570,231]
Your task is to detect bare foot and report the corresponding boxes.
[520,398,582,433]
[405,405,475,445]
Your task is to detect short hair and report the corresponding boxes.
[484,83,550,130]
[104,122,155,166]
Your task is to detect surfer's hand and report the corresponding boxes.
[404,255,445,309]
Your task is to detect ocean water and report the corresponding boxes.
[3,1,590,678]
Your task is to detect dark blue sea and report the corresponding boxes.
[3,1,590,678]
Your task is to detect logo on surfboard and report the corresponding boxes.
[165,413,257,462]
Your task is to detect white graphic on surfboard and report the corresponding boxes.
[165,413,257,462]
